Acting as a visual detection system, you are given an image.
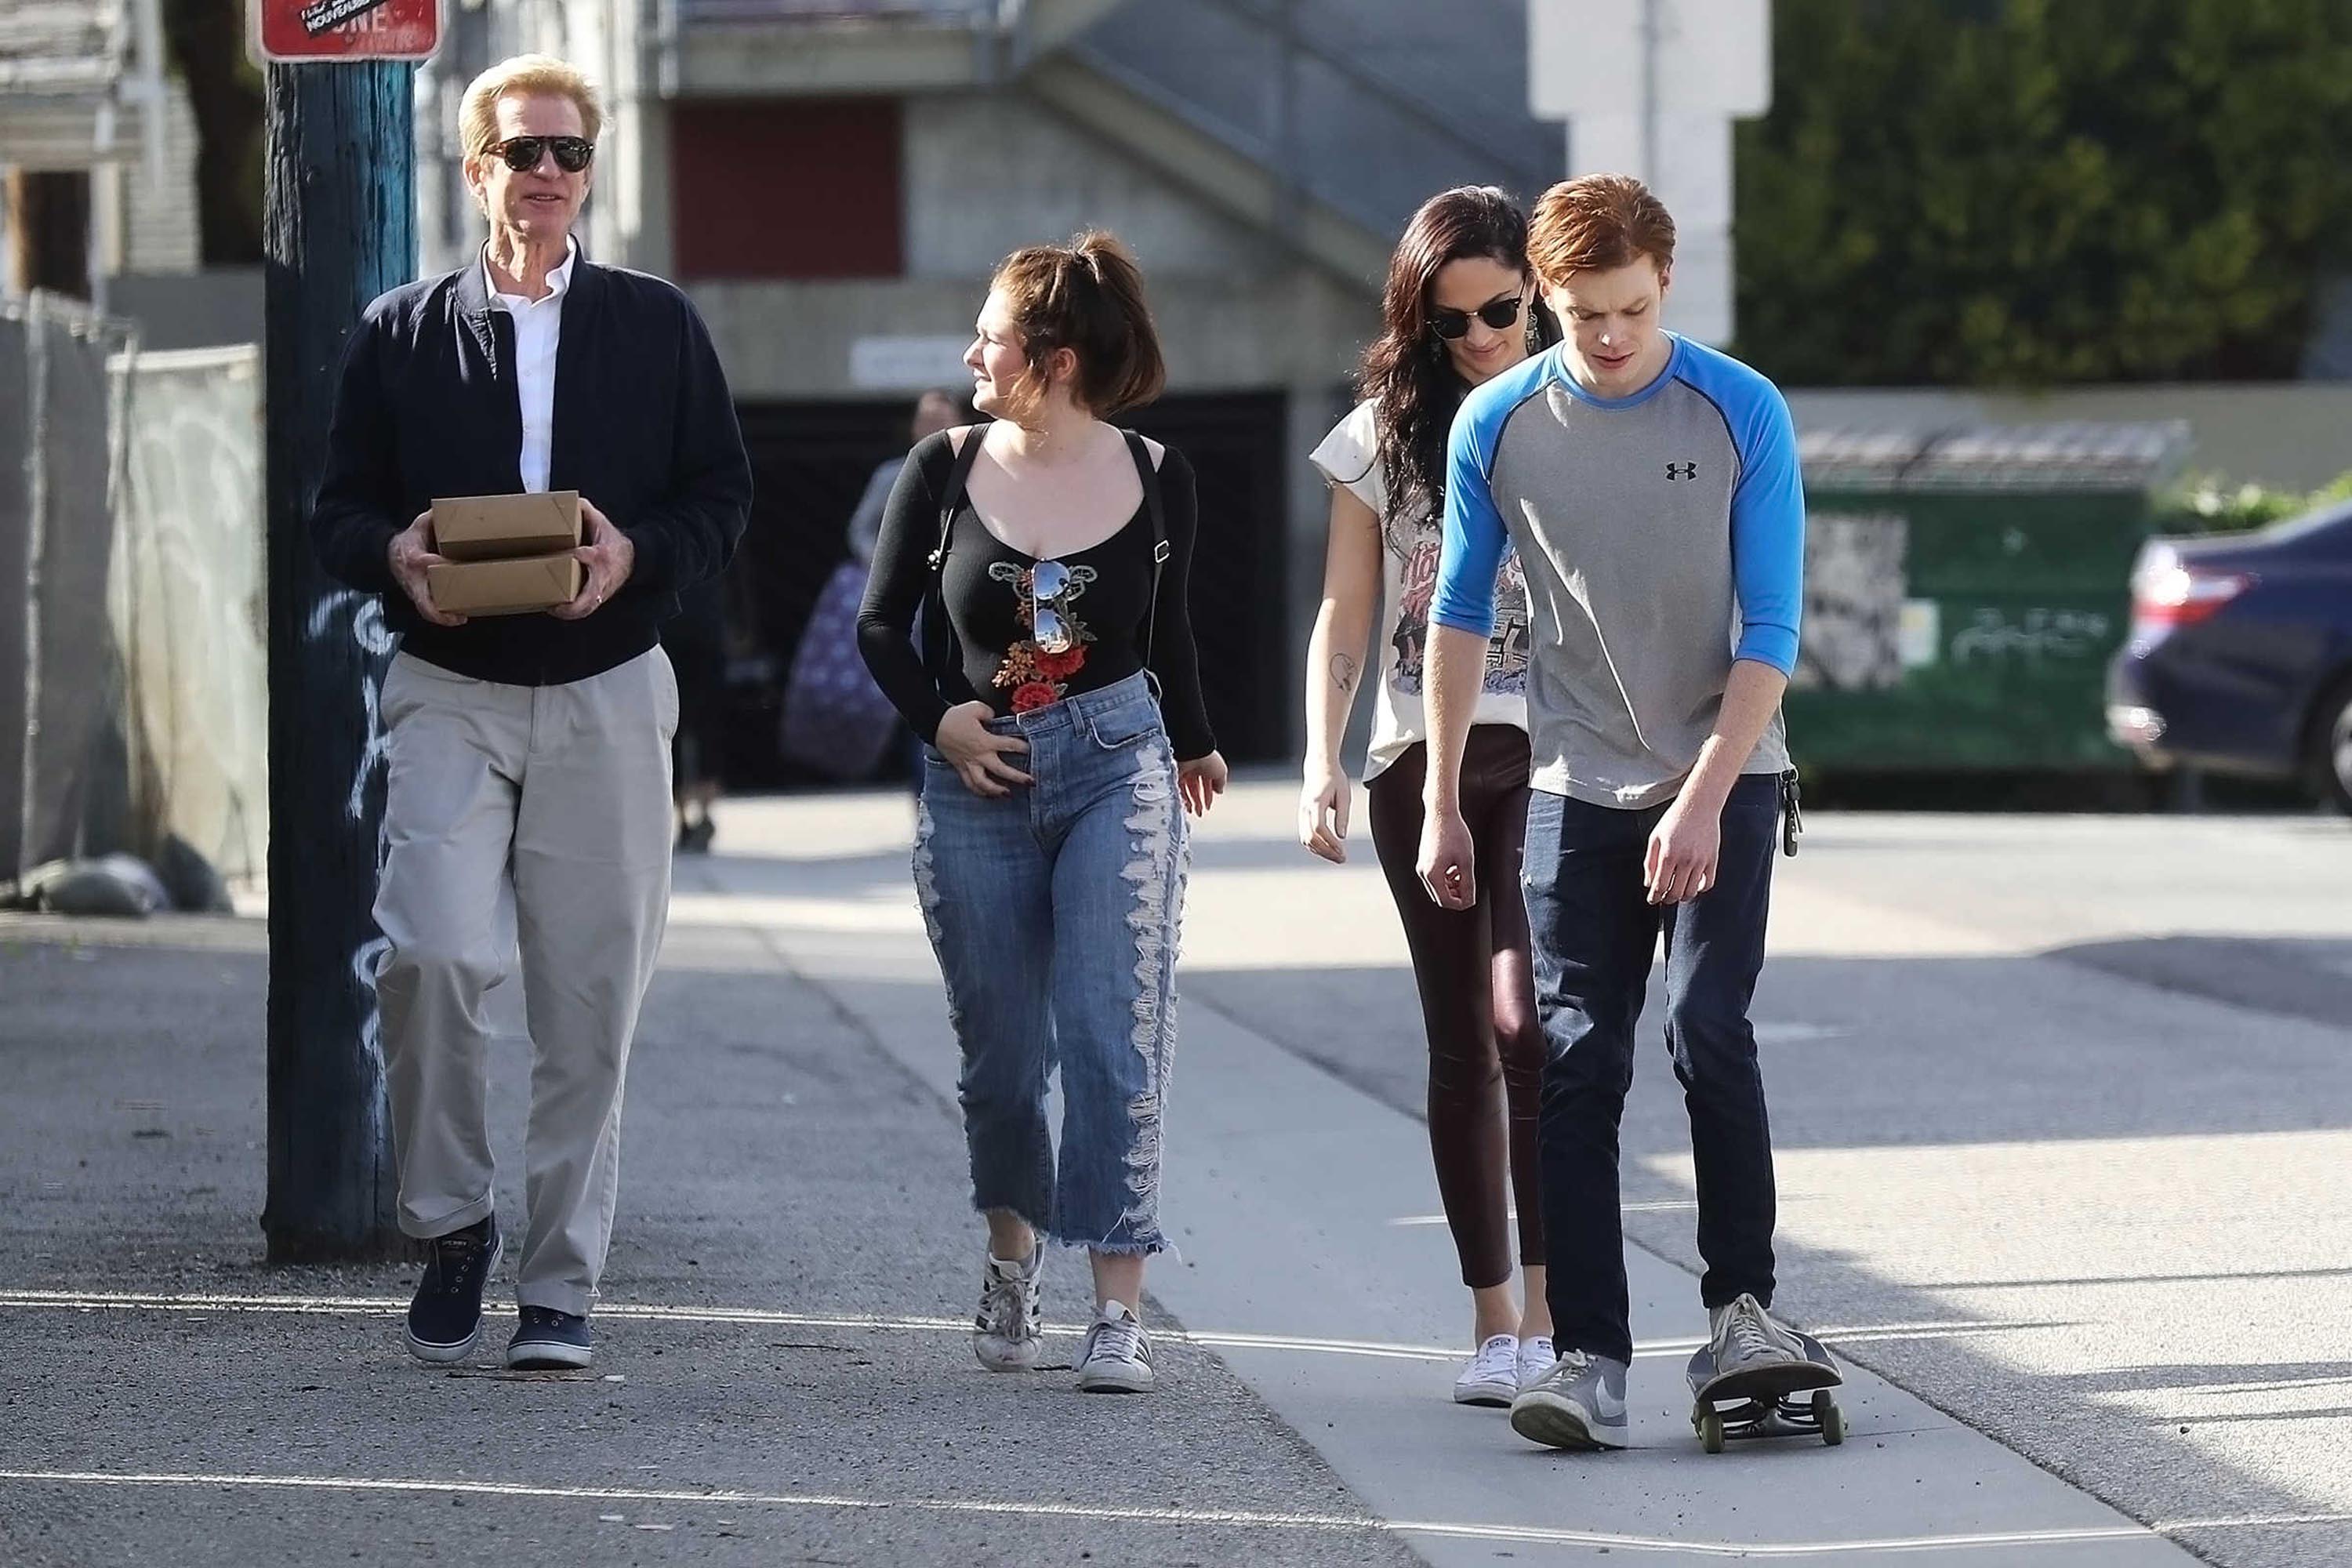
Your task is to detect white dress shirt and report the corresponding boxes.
[483,238,576,495]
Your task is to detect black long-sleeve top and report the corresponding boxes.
[309,260,752,686]
[855,430,1216,760]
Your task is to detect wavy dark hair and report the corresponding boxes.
[1356,187,1553,532]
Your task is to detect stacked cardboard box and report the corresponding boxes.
[426,491,584,615]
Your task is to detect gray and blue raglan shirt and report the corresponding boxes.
[1433,332,1806,809]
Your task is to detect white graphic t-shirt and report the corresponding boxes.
[1310,399,1530,781]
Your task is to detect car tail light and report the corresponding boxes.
[2131,549,2254,629]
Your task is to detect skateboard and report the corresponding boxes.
[1685,1330,1844,1453]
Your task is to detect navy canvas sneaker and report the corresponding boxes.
[405,1217,501,1363]
[506,1305,595,1370]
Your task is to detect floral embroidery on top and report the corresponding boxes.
[989,560,1098,712]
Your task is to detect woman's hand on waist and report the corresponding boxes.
[935,701,1033,798]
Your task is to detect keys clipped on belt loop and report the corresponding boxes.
[1779,768,1804,858]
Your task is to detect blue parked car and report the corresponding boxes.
[2107,499,2352,813]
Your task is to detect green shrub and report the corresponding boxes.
[2154,470,2352,534]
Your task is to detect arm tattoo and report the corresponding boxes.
[1329,653,1359,693]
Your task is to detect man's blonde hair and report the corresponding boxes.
[459,54,603,155]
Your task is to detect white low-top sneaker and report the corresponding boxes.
[1453,1333,1519,1406]
[1075,1301,1156,1393]
[973,1246,1043,1372]
[1516,1335,1555,1392]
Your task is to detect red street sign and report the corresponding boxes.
[251,0,441,64]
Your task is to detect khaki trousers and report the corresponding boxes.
[374,647,677,1316]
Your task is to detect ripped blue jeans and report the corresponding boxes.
[913,673,1188,1255]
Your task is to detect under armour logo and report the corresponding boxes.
[1666,462,1699,481]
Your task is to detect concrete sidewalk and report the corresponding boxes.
[0,912,1410,1567]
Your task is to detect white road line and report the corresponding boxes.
[0,1469,2174,1556]
[0,1290,2052,1363]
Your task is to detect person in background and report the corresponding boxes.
[850,388,972,792]
[308,53,751,1373]
[856,232,1227,1394]
[662,571,728,852]
[848,388,969,567]
[1301,187,1555,1407]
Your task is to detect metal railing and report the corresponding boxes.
[1071,0,1557,240]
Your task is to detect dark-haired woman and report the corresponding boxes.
[1301,187,1552,1406]
[858,232,1226,1396]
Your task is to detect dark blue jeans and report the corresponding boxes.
[1522,773,1780,1365]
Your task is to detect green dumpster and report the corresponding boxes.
[1784,422,2187,772]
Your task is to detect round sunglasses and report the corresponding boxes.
[482,136,596,175]
[1430,296,1523,340]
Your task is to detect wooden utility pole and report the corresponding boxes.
[259,60,414,1262]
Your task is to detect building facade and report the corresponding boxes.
[423,0,1563,766]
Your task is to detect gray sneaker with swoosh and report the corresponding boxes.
[1510,1348,1629,1450]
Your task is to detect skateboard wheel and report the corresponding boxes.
[1814,1391,1844,1446]
[1698,1410,1726,1454]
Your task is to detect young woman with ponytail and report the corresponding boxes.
[857,231,1226,1395]
[1300,187,1555,1406]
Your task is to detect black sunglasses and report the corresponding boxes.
[1430,296,1523,340]
[484,136,595,174]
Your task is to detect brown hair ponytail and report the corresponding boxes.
[990,230,1168,418]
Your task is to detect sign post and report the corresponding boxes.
[255,0,436,1261]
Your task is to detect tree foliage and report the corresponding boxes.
[1732,0,2352,385]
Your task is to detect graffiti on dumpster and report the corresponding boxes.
[1948,606,2111,664]
[1794,510,1907,691]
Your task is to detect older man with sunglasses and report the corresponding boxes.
[310,53,751,1371]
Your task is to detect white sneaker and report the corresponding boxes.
[1706,1292,1805,1376]
[1453,1334,1519,1406]
[1074,1301,1156,1393]
[1516,1335,1555,1392]
[973,1246,1043,1372]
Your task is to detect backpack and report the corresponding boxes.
[779,558,902,781]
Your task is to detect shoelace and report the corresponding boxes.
[1469,1337,1517,1377]
[1087,1314,1146,1367]
[1542,1348,1592,1388]
[1728,1304,1776,1361]
[978,1269,1033,1338]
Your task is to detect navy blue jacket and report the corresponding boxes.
[310,258,752,686]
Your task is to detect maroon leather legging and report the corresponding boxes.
[1364,724,1545,1290]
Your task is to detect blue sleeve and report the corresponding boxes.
[1724,379,1805,675]
[1432,393,1513,637]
